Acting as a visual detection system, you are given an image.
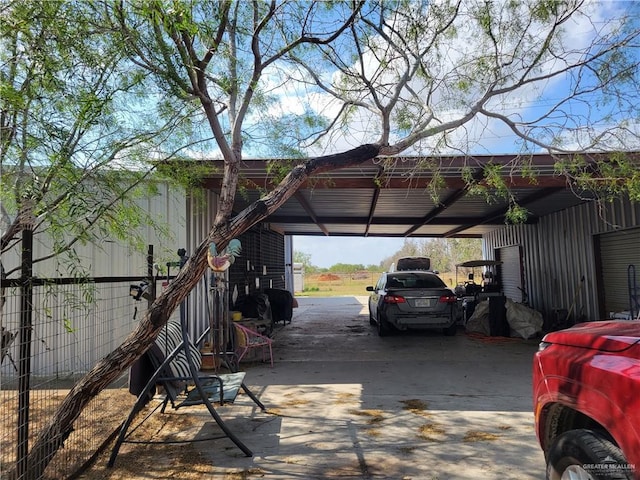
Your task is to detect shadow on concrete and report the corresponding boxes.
[190,296,545,479]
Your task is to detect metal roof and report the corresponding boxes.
[202,152,634,238]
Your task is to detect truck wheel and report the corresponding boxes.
[377,312,391,337]
[546,429,632,480]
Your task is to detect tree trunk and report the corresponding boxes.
[17,143,380,479]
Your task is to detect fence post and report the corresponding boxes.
[17,207,34,480]
[147,244,155,307]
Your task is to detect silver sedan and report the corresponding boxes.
[366,271,459,337]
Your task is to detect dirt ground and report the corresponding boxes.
[76,411,224,479]
[73,296,544,479]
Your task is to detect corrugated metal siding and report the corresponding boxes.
[183,191,217,341]
[1,182,187,278]
[1,184,188,375]
[482,223,540,308]
[496,245,523,302]
[228,225,286,300]
[375,190,436,216]
[597,228,640,316]
[483,197,640,323]
[184,192,287,339]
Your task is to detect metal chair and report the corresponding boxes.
[234,323,273,367]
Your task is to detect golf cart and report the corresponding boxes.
[454,260,503,324]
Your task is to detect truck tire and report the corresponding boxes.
[546,429,632,480]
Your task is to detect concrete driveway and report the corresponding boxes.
[195,296,545,479]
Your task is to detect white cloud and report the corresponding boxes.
[295,1,633,156]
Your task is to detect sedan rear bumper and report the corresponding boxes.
[389,314,455,330]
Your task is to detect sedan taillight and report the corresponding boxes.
[384,295,406,304]
[438,295,457,304]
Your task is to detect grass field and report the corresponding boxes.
[298,271,458,297]
[298,272,379,297]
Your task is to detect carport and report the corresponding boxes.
[200,152,640,325]
[204,153,582,238]
[164,152,639,479]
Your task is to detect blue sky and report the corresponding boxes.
[293,236,408,268]
[289,3,640,268]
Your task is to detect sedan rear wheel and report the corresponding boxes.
[546,429,632,480]
[377,311,391,337]
[443,322,457,336]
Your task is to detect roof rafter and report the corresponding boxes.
[403,167,486,236]
[265,215,517,225]
[442,187,564,237]
[199,152,639,238]
[294,191,329,236]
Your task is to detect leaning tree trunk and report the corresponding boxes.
[17,143,380,480]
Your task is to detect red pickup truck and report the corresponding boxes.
[533,321,640,480]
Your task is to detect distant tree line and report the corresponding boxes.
[294,238,481,273]
[292,251,383,274]
[380,238,482,273]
